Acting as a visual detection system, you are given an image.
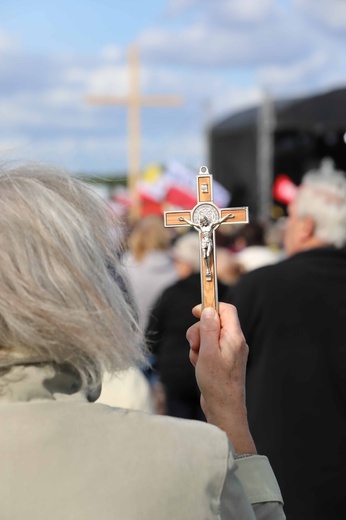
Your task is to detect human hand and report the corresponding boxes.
[187,303,256,455]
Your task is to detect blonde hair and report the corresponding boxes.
[0,163,146,389]
[128,215,170,262]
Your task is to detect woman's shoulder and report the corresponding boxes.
[95,403,230,455]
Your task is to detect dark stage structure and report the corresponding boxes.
[209,87,346,217]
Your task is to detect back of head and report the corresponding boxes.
[128,215,171,262]
[172,232,201,274]
[0,163,145,389]
[296,158,346,248]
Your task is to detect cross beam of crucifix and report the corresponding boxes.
[86,45,183,216]
[164,166,249,310]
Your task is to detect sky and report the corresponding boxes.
[1,0,346,176]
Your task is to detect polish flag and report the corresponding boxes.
[164,161,231,209]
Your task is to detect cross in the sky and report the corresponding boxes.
[86,45,183,216]
[164,166,249,309]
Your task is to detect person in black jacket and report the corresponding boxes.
[146,232,230,420]
[228,159,346,520]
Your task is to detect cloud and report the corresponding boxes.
[164,0,199,17]
[138,3,318,67]
[0,29,20,52]
[0,137,32,160]
[164,0,275,24]
[0,30,204,173]
[2,0,346,176]
[0,132,130,174]
[294,0,346,31]
[258,50,332,93]
[211,85,263,122]
[0,35,128,135]
[72,63,129,96]
[206,0,276,26]
[100,44,123,61]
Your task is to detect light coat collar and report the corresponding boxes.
[0,364,89,403]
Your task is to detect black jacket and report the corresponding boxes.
[228,247,346,520]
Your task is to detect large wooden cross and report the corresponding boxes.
[164,166,249,310]
[86,45,183,216]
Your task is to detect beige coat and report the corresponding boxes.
[0,365,284,520]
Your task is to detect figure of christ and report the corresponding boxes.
[178,213,233,279]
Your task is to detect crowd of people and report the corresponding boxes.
[1,156,346,519]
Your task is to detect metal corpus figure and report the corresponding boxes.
[178,212,234,280]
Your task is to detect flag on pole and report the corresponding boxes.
[136,160,232,216]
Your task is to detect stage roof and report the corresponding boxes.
[212,87,346,135]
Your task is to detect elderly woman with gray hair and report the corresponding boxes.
[0,164,284,520]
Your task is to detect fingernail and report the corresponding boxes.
[202,307,217,319]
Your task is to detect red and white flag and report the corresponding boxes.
[272,174,297,205]
[164,160,231,209]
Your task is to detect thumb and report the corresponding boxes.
[199,307,220,358]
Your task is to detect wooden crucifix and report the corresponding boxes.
[86,45,183,217]
[164,166,249,310]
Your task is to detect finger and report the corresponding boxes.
[218,302,248,362]
[219,303,246,344]
[192,304,202,319]
[218,302,242,333]
[189,348,198,367]
[186,321,200,352]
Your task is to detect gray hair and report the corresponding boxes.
[296,159,346,248]
[0,163,146,389]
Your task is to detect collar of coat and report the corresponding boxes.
[0,364,100,403]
